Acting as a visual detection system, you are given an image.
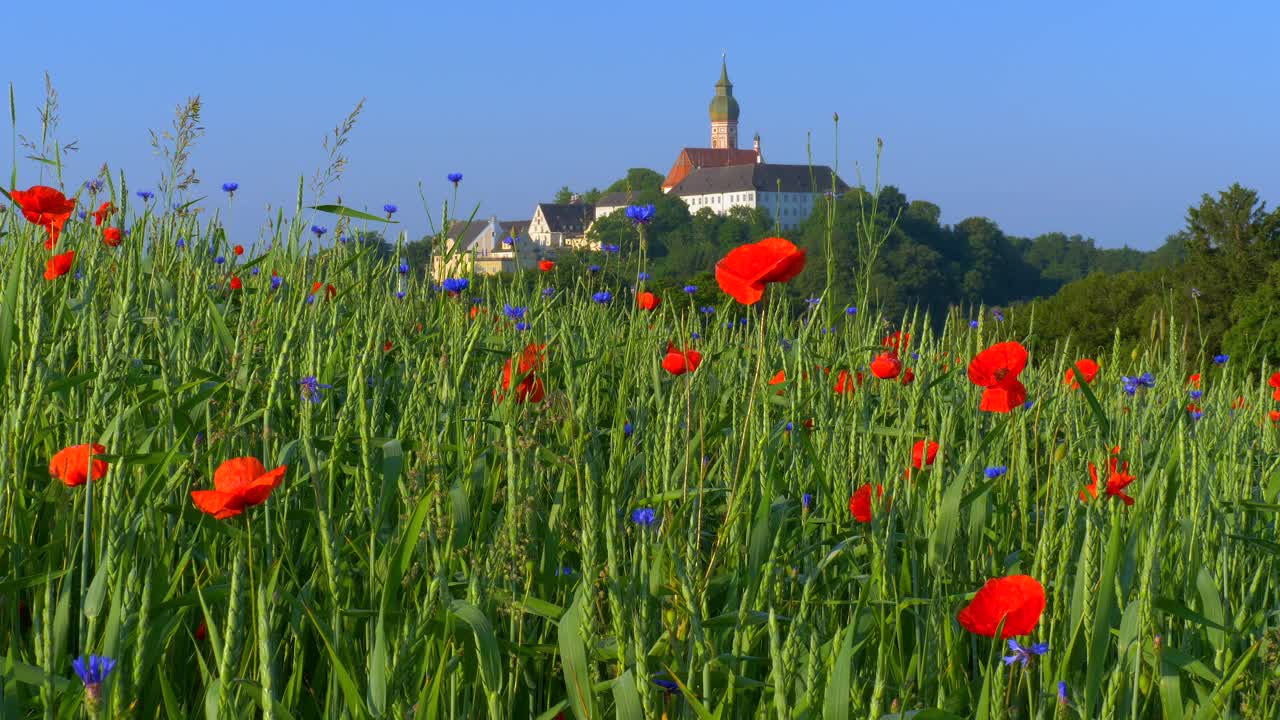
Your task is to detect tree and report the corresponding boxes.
[605,168,664,195]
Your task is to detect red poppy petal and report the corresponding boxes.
[213,457,268,492]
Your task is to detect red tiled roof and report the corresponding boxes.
[662,147,760,191]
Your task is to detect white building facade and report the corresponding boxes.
[670,163,847,231]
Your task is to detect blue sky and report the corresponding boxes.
[5,1,1276,250]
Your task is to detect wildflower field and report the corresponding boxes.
[3,171,1280,719]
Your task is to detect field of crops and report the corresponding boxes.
[1,177,1279,720]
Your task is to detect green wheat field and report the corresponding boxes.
[1,102,1279,720]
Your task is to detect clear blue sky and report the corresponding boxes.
[6,1,1277,250]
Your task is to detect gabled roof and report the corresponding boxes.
[499,220,530,239]
[669,163,849,196]
[662,147,760,191]
[448,219,495,249]
[536,203,593,234]
[594,191,637,208]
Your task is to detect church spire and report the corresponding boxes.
[709,54,740,149]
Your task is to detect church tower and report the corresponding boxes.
[709,55,740,149]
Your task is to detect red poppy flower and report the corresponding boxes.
[714,237,806,305]
[870,352,902,380]
[1188,373,1201,388]
[11,185,76,249]
[849,483,886,523]
[911,439,939,471]
[44,251,75,281]
[968,341,1029,413]
[470,305,486,320]
[49,443,109,487]
[1064,359,1099,389]
[1080,448,1136,505]
[833,369,863,395]
[1270,410,1280,423]
[230,276,243,291]
[500,343,546,403]
[311,282,337,299]
[92,202,114,227]
[900,368,915,385]
[662,342,702,376]
[882,331,910,352]
[101,227,122,248]
[233,244,244,256]
[191,457,287,520]
[1187,402,1202,417]
[383,340,393,353]
[956,575,1046,639]
[637,291,661,311]
[1229,396,1245,410]
[195,621,208,642]
[538,260,555,272]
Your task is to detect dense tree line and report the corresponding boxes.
[417,168,1280,366]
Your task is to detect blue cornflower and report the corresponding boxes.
[992,308,1005,322]
[299,376,332,403]
[801,493,812,510]
[625,203,656,226]
[398,260,410,274]
[1138,372,1155,388]
[84,179,103,193]
[630,507,657,527]
[1190,408,1203,421]
[805,297,820,306]
[251,267,260,276]
[1003,639,1049,667]
[221,182,238,194]
[557,566,574,577]
[1058,681,1069,705]
[441,277,470,294]
[601,243,620,254]
[515,321,530,331]
[637,271,650,281]
[1213,354,1229,365]
[969,320,979,329]
[699,305,715,315]
[587,264,601,273]
[683,284,698,294]
[305,295,316,305]
[501,234,515,246]
[785,421,794,432]
[623,421,633,437]
[447,172,463,185]
[383,203,398,217]
[911,352,920,361]
[652,677,678,693]
[395,290,406,300]
[136,190,154,201]
[311,225,328,238]
[592,291,612,304]
[542,286,555,298]
[984,466,1008,479]
[739,318,748,326]
[503,304,527,320]
[1122,376,1138,396]
[270,275,283,291]
[780,338,792,350]
[690,331,701,340]
[338,235,350,244]
[1023,399,1035,410]
[77,210,87,219]
[72,654,116,704]
[176,237,186,249]
[214,255,226,265]
[1190,390,1202,400]
[845,306,857,315]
